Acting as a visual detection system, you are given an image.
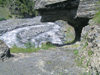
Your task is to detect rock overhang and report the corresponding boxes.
[34,0,68,9]
[34,0,100,19]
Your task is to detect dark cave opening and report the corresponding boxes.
[68,17,90,42]
[37,0,90,44]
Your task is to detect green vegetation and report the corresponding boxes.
[0,0,38,18]
[0,7,11,20]
[88,50,94,56]
[73,49,85,67]
[0,18,6,21]
[86,59,90,67]
[83,42,88,49]
[75,56,85,67]
[46,61,52,64]
[93,1,100,24]
[93,11,100,24]
[10,42,56,53]
[73,49,79,55]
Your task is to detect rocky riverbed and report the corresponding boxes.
[0,16,75,48]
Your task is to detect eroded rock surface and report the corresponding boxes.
[34,0,68,9]
[0,40,11,60]
[0,47,85,75]
[78,20,100,74]
[77,0,100,18]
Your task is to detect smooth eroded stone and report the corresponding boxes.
[55,20,75,43]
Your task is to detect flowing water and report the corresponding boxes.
[0,20,65,48]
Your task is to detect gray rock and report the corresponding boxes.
[0,40,11,60]
[34,0,79,22]
[77,0,100,18]
[34,0,67,9]
[0,47,85,75]
[35,0,100,22]
[80,21,100,74]
[55,20,75,43]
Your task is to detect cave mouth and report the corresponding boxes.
[53,17,90,46]
[68,17,90,43]
[36,0,90,44]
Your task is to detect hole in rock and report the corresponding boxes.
[68,17,89,42]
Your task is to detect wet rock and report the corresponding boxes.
[0,40,11,60]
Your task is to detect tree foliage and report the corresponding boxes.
[0,0,37,18]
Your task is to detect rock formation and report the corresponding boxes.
[78,20,100,74]
[34,0,99,41]
[34,0,79,22]
[77,0,100,18]
[0,40,11,60]
[34,0,100,74]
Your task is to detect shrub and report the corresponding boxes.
[0,0,38,18]
[0,18,6,21]
[73,49,79,55]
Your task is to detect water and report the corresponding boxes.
[0,22,64,48]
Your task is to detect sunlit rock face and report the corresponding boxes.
[0,16,67,48]
[80,20,100,74]
[34,0,100,41]
[34,0,68,9]
[35,0,99,21]
[77,0,100,18]
[34,0,79,22]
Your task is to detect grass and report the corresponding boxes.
[75,56,85,67]
[93,1,100,24]
[88,50,94,56]
[73,49,79,55]
[0,7,11,20]
[0,18,6,21]
[10,42,56,53]
[93,11,100,24]
[83,42,88,49]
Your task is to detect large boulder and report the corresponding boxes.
[55,20,75,43]
[0,40,11,60]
